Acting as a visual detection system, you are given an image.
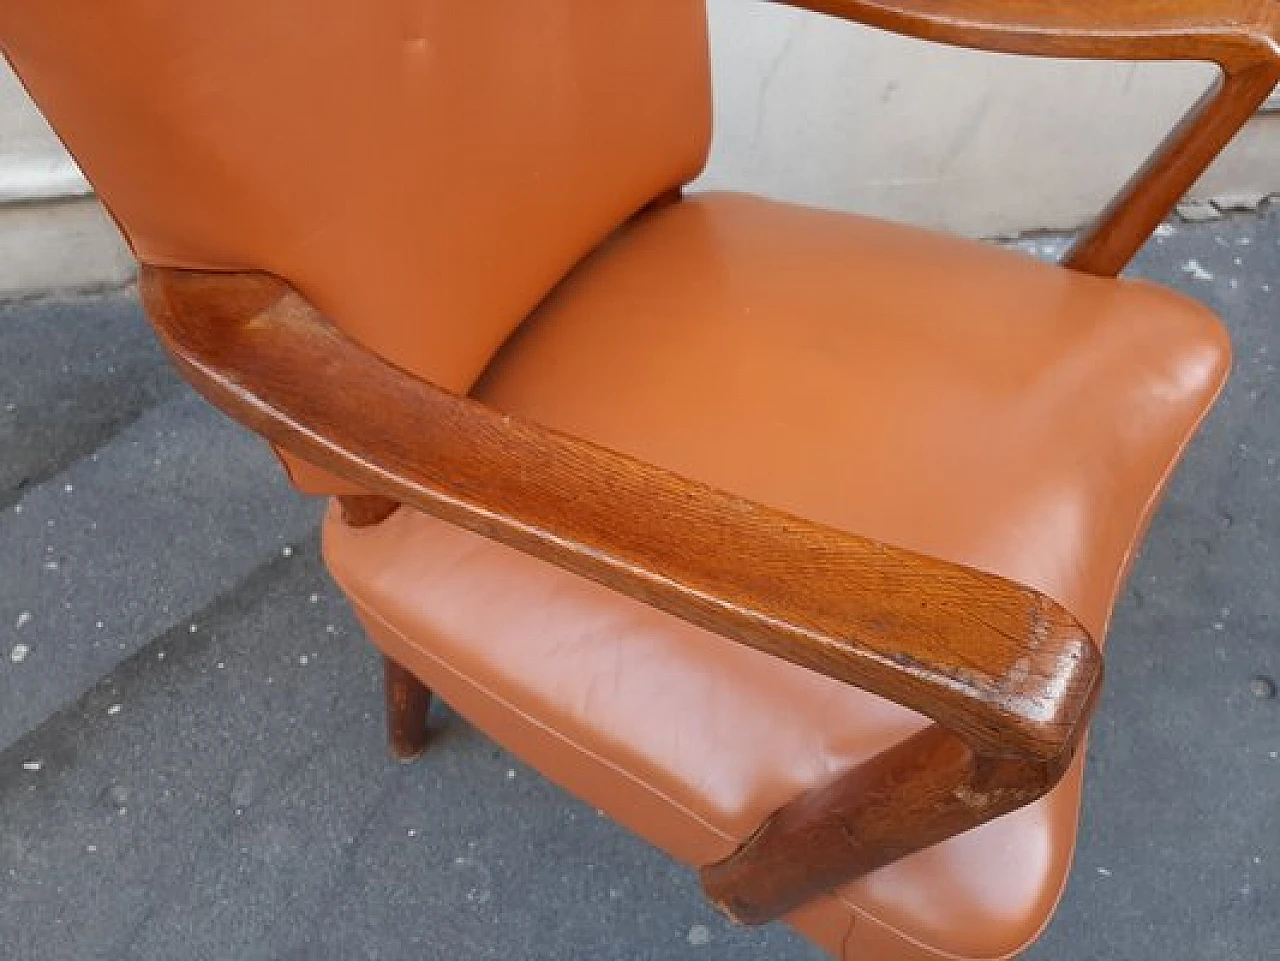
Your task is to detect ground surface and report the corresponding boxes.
[1,209,1278,960]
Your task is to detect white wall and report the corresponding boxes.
[2,3,1279,294]
[0,66,134,296]
[697,0,1272,236]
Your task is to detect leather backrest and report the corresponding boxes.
[0,1,712,391]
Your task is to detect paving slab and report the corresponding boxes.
[1,292,323,747]
[0,289,182,510]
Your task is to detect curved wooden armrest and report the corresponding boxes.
[771,0,1280,276]
[140,265,1101,922]
[772,1,1280,67]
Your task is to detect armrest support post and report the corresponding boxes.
[702,723,1071,924]
[1066,62,1280,276]
[770,0,1280,275]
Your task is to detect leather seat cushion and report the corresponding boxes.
[322,192,1229,959]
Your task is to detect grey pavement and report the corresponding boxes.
[1,208,1279,960]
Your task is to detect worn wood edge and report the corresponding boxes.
[138,266,1101,765]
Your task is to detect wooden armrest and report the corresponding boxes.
[772,1,1280,67]
[140,265,1101,922]
[771,0,1280,276]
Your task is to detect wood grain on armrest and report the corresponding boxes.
[140,265,1101,919]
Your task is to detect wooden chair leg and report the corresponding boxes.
[384,656,432,763]
[340,494,400,527]
[333,497,428,761]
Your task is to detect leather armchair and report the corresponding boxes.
[4,1,1275,957]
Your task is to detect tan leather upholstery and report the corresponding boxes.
[0,0,711,393]
[4,0,1232,953]
[324,193,1229,960]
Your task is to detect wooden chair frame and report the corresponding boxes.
[136,0,1280,927]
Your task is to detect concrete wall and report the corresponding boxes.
[2,3,1279,295]
[696,0,1274,235]
[0,66,135,296]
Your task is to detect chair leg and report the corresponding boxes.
[340,494,400,527]
[334,497,427,761]
[384,656,432,763]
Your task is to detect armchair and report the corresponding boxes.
[4,1,1274,957]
